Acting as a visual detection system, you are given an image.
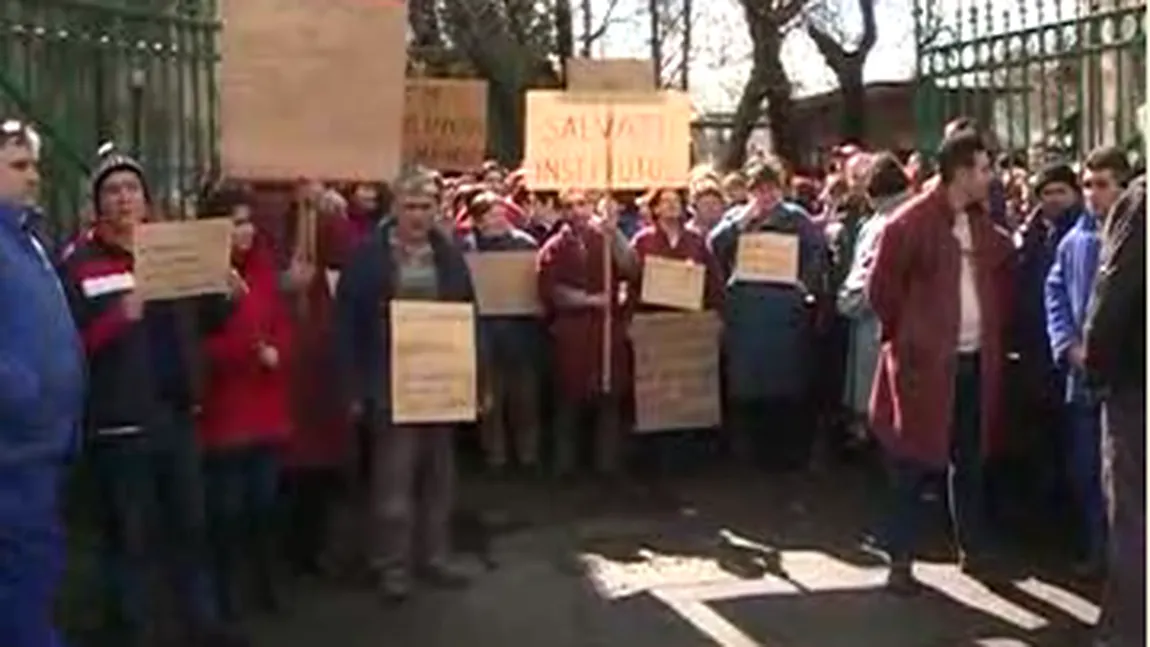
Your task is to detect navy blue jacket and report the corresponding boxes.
[335,219,476,410]
[0,202,84,524]
[1010,205,1080,402]
[709,201,828,400]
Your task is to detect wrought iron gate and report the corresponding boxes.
[0,0,220,239]
[914,0,1146,165]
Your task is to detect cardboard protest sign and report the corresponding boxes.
[390,301,477,424]
[465,251,540,316]
[523,90,692,190]
[133,220,234,301]
[734,232,799,284]
[220,0,406,180]
[640,255,704,311]
[403,78,488,171]
[566,58,654,92]
[631,311,722,432]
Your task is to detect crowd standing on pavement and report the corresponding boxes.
[0,114,1144,647]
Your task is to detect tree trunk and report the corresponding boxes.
[838,58,867,143]
[720,69,767,171]
[762,46,800,168]
[556,0,574,82]
[408,0,441,49]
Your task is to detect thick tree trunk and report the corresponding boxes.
[720,71,768,171]
[761,41,801,169]
[838,59,867,143]
[806,0,876,143]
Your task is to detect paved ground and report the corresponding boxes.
[250,464,1102,647]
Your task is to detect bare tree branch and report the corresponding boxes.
[585,0,625,43]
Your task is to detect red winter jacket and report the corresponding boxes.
[197,240,294,451]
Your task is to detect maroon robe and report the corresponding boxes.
[866,182,1015,468]
[537,222,632,401]
[629,224,724,311]
[250,187,355,469]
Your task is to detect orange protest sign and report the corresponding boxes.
[465,251,541,316]
[403,79,488,171]
[734,232,799,284]
[390,301,477,424]
[631,312,722,432]
[523,90,692,191]
[566,58,654,92]
[640,255,705,311]
[221,0,406,180]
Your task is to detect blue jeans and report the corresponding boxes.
[1065,403,1106,562]
[202,443,280,617]
[883,353,988,565]
[0,507,65,647]
[88,412,219,635]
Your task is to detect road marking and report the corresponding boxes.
[1014,577,1100,625]
[652,589,768,647]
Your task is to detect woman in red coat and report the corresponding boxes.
[196,184,294,618]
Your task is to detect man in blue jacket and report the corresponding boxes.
[0,119,86,647]
[336,168,476,603]
[1045,146,1131,576]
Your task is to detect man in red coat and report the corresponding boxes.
[537,188,638,477]
[866,128,1015,594]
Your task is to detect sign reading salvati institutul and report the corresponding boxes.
[522,90,692,190]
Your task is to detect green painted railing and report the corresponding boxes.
[915,0,1146,164]
[0,0,220,240]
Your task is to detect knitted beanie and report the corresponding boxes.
[90,150,151,215]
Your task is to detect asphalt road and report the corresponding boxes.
[250,464,1102,647]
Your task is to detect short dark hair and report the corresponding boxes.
[744,156,785,190]
[998,150,1028,171]
[1083,145,1131,184]
[866,152,910,199]
[198,181,251,219]
[937,129,988,183]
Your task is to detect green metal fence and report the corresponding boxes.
[0,0,220,240]
[914,0,1146,165]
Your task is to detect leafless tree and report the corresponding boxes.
[721,0,809,170]
[803,0,876,142]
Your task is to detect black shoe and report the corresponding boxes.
[959,553,1001,580]
[886,565,924,596]
[417,561,471,589]
[189,624,250,647]
[377,569,412,604]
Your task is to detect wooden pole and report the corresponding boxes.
[601,102,615,395]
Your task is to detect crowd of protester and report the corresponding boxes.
[0,114,1144,647]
